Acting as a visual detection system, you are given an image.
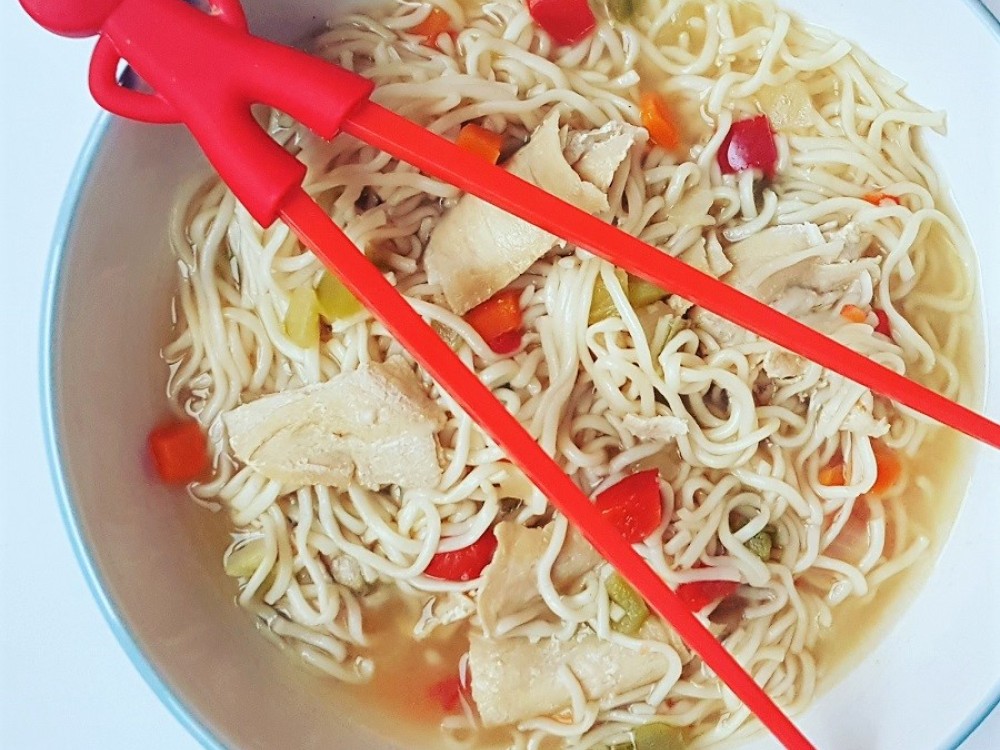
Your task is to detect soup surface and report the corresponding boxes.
[159,0,980,747]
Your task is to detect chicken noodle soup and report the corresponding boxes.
[161,0,979,746]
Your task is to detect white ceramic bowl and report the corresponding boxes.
[42,1,1000,748]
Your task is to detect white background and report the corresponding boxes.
[2,2,999,749]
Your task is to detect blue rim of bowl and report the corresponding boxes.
[39,3,1000,749]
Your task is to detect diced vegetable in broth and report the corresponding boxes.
[526,0,597,45]
[316,271,363,321]
[745,530,773,561]
[627,275,670,308]
[595,470,663,543]
[456,123,504,164]
[224,538,267,578]
[754,80,815,130]
[147,419,209,484]
[606,723,688,750]
[603,0,642,23]
[589,268,629,324]
[284,285,321,348]
[717,115,778,175]
[606,572,650,635]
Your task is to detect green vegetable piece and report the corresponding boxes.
[285,286,321,348]
[224,539,266,579]
[605,0,641,23]
[606,572,650,635]
[746,530,773,560]
[633,723,686,750]
[627,275,669,309]
[316,271,363,322]
[590,269,629,325]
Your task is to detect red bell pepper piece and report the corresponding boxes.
[463,288,523,354]
[526,0,596,46]
[147,418,210,483]
[594,469,662,543]
[717,115,778,177]
[487,329,523,354]
[676,579,739,611]
[429,675,463,712]
[424,530,498,581]
[874,308,891,338]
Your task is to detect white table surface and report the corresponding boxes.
[2,2,998,749]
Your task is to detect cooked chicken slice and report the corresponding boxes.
[678,237,714,277]
[724,223,879,307]
[565,120,648,191]
[762,350,809,383]
[328,554,376,595]
[425,115,643,315]
[704,231,734,277]
[840,402,890,437]
[668,188,716,229]
[413,592,477,640]
[477,521,603,637]
[829,221,871,260]
[622,413,689,442]
[667,294,694,316]
[693,308,748,347]
[692,223,879,343]
[723,223,827,300]
[469,629,677,726]
[223,357,446,490]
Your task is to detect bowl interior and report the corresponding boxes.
[45,1,1000,748]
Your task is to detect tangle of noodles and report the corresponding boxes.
[162,0,980,747]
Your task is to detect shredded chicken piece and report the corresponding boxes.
[425,114,645,314]
[327,554,376,595]
[841,403,890,437]
[222,357,446,490]
[762,350,809,383]
[477,521,602,637]
[469,629,677,726]
[413,593,476,640]
[704,230,734,277]
[668,188,716,229]
[693,223,880,344]
[829,220,871,260]
[667,294,694,316]
[565,120,648,191]
[622,413,689,441]
[678,237,714,277]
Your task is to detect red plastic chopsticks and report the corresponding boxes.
[20,0,993,748]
